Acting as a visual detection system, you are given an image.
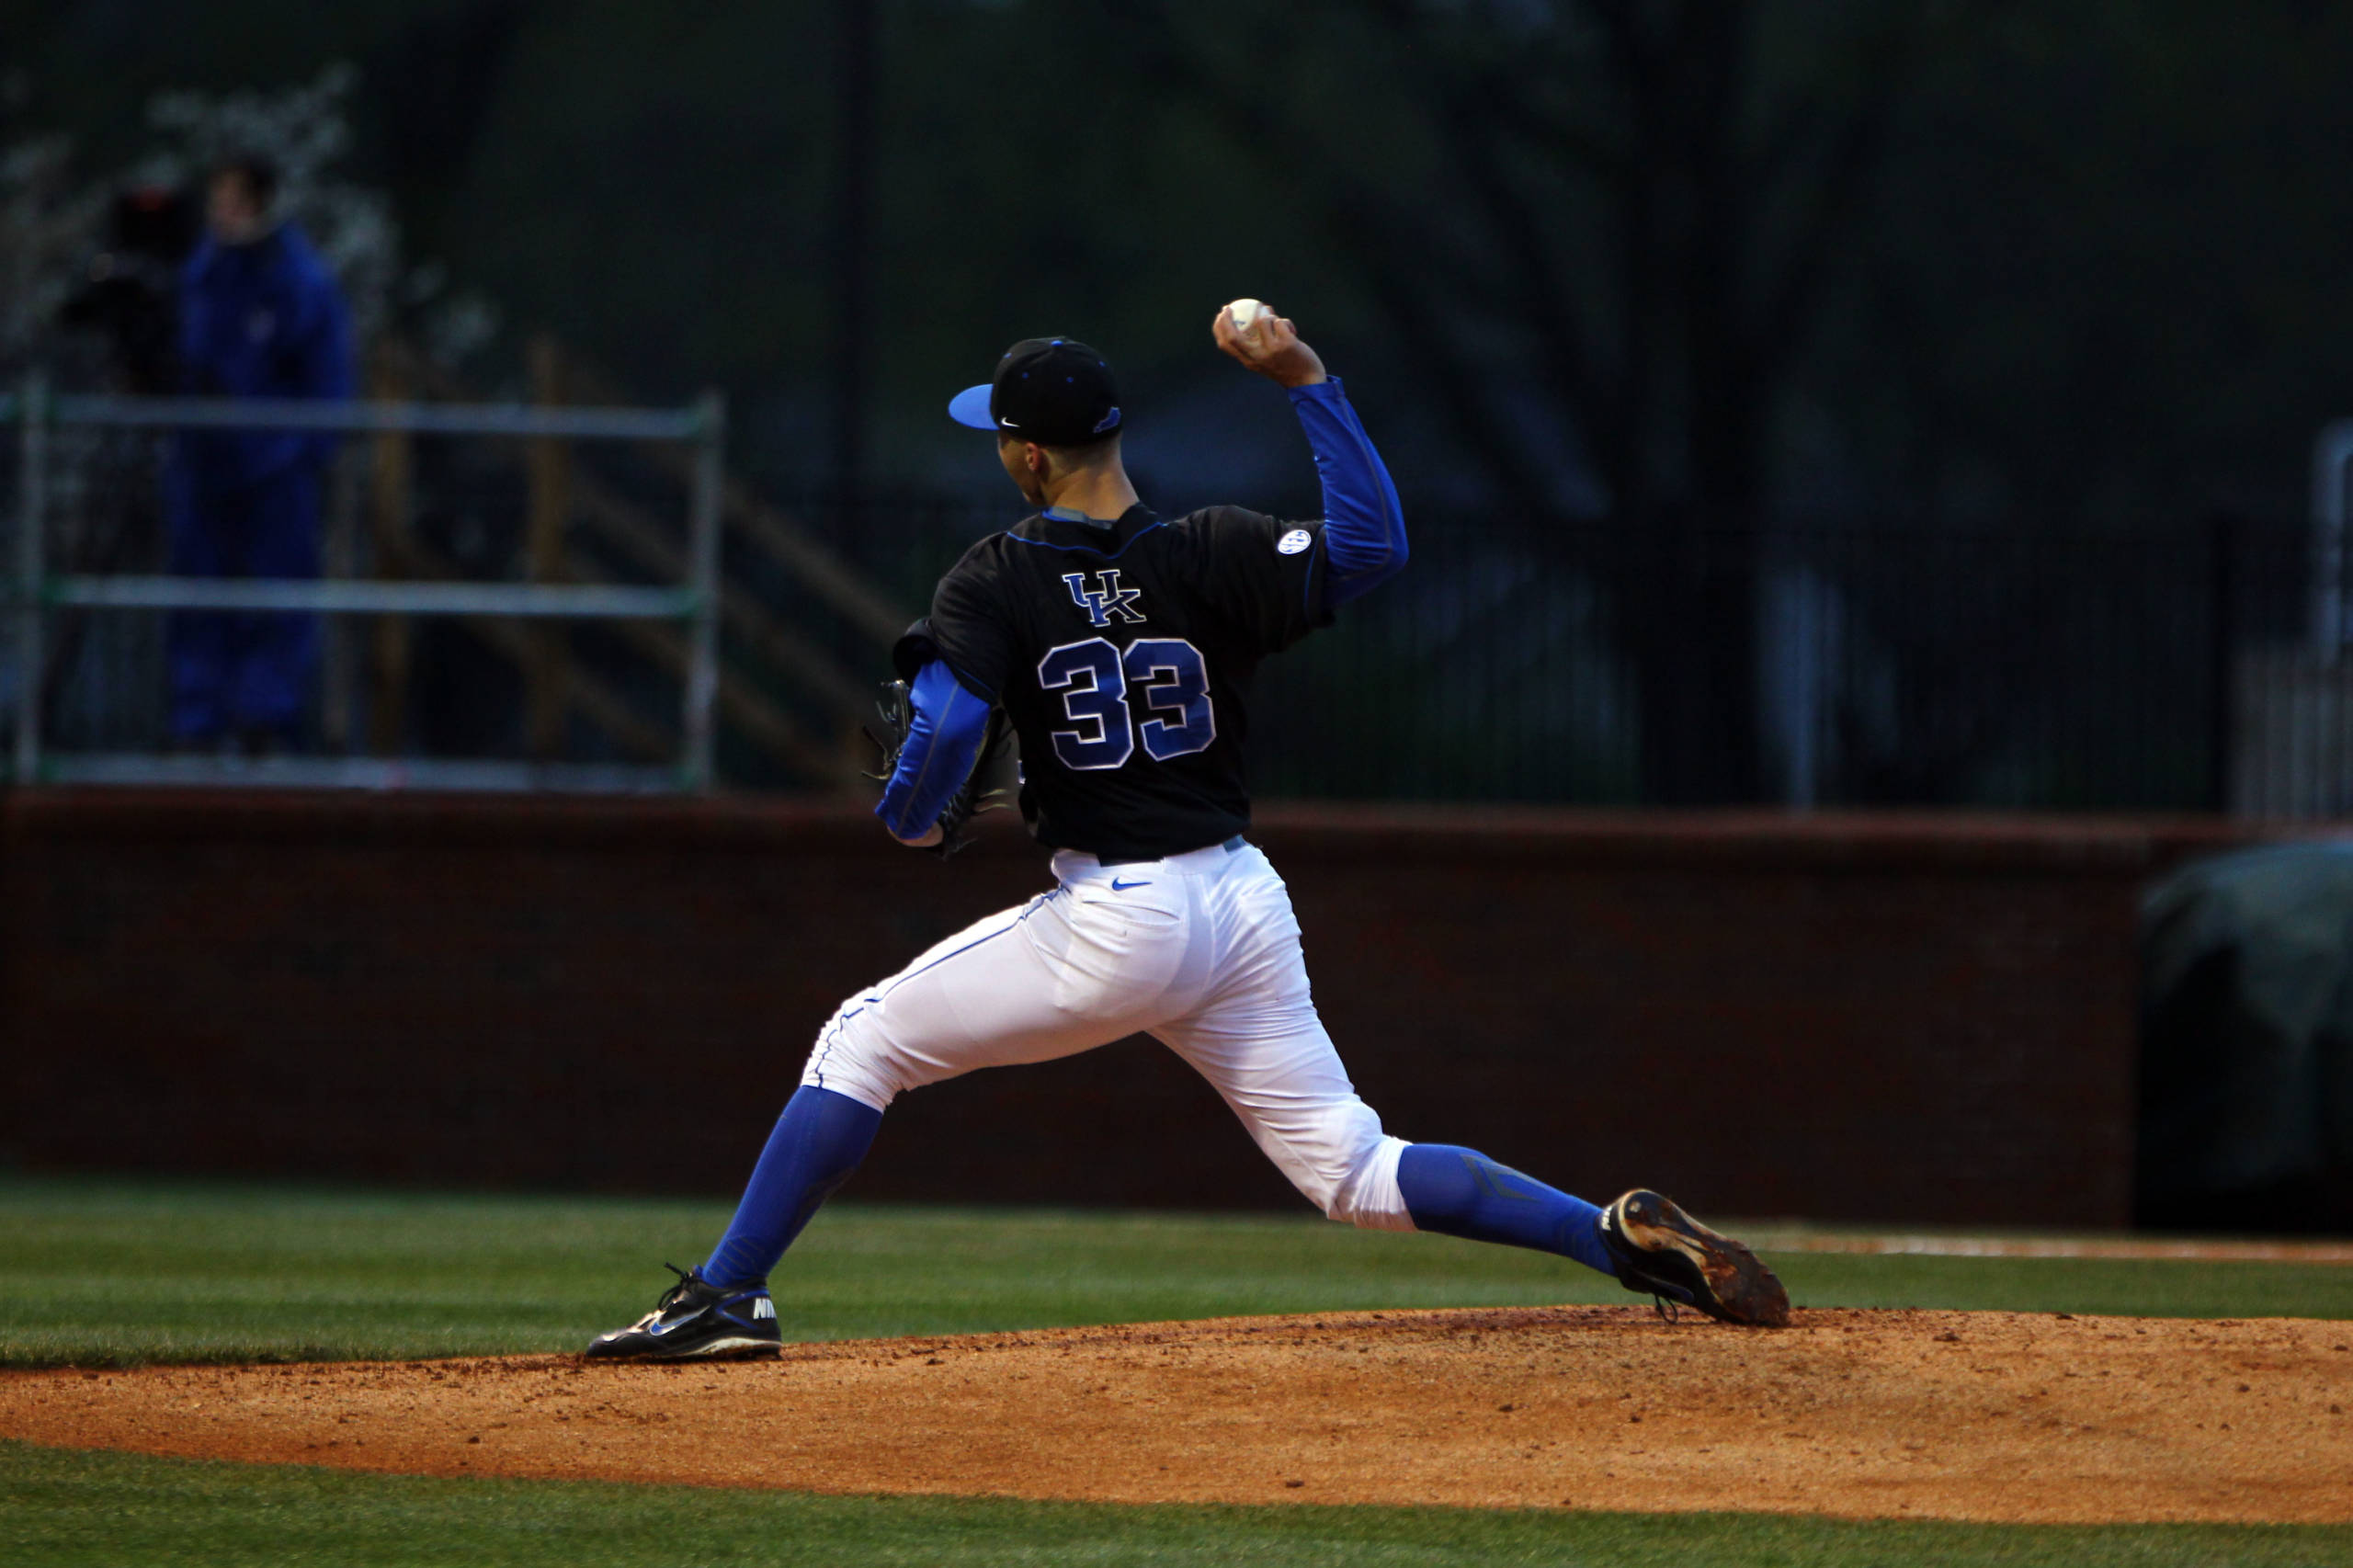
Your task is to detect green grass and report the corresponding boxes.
[6,1441,2352,1568]
[5,1176,2352,1565]
[1,1175,2347,1369]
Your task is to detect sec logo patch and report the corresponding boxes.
[1277,528,1313,556]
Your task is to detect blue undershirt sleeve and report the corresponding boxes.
[1290,378,1408,607]
[875,659,992,841]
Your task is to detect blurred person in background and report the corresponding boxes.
[166,152,353,753]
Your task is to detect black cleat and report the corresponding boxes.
[584,1264,782,1360]
[1598,1189,1790,1327]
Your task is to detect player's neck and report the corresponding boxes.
[1038,466,1141,523]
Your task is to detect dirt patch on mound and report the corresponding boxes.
[5,1307,2350,1523]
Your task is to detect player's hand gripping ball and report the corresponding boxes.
[1213,300,1327,390]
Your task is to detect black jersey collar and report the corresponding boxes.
[1007,503,1163,558]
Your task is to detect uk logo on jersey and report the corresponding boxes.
[1063,569,1147,627]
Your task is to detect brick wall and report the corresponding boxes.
[0,791,2249,1226]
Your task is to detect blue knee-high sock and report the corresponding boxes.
[1396,1143,1616,1277]
[701,1087,882,1287]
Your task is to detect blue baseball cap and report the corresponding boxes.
[949,337,1122,445]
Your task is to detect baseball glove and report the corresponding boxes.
[864,678,1012,858]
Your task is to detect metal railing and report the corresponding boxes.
[5,370,726,792]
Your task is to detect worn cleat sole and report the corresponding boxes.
[582,1333,780,1363]
[1605,1189,1791,1328]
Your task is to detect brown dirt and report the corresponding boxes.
[5,1307,2351,1523]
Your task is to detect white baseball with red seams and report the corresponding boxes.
[801,837,1413,1229]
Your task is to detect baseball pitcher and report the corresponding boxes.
[588,308,1789,1358]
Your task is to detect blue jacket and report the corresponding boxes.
[175,222,356,485]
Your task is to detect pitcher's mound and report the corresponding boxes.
[5,1306,2350,1523]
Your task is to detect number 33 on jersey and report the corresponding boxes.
[1039,632,1213,769]
[896,503,1332,865]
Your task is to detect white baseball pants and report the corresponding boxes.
[801,838,1414,1230]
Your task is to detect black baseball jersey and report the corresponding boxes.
[901,503,1331,861]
